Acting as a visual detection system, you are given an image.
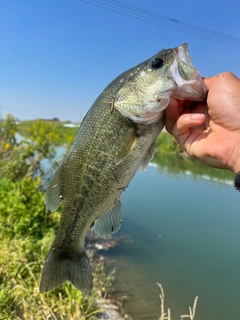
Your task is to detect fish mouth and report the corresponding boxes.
[175,43,194,69]
[167,43,208,101]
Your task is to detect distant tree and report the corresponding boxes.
[52,117,59,122]
[0,115,61,181]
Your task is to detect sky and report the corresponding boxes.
[0,0,240,122]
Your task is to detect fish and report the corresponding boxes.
[40,43,207,294]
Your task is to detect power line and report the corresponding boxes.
[78,0,240,48]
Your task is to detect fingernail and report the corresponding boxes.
[190,114,204,121]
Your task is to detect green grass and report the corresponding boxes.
[0,237,105,320]
[0,177,115,320]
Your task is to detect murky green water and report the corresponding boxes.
[104,164,240,320]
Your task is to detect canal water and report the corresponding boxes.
[103,164,240,320]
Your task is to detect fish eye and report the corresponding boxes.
[151,58,164,69]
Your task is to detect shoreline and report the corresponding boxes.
[86,229,132,320]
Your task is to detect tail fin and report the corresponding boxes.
[39,248,92,294]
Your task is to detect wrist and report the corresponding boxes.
[233,162,240,174]
[227,144,240,174]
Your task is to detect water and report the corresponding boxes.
[103,165,240,320]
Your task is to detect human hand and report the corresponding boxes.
[165,72,240,173]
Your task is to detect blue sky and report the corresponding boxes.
[0,0,240,122]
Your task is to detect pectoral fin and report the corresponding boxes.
[94,198,123,236]
[141,140,156,172]
[114,129,137,165]
[45,165,64,212]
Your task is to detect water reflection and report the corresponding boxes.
[153,152,234,182]
[103,156,240,320]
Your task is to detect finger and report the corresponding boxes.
[170,113,205,146]
[202,75,223,89]
[203,72,240,90]
[165,98,183,133]
[202,76,213,89]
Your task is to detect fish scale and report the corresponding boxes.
[40,43,207,293]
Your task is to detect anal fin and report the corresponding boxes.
[94,198,123,236]
[45,165,64,212]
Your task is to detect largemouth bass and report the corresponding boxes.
[40,43,207,293]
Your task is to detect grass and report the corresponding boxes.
[0,178,116,320]
[0,234,117,320]
[157,283,198,320]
